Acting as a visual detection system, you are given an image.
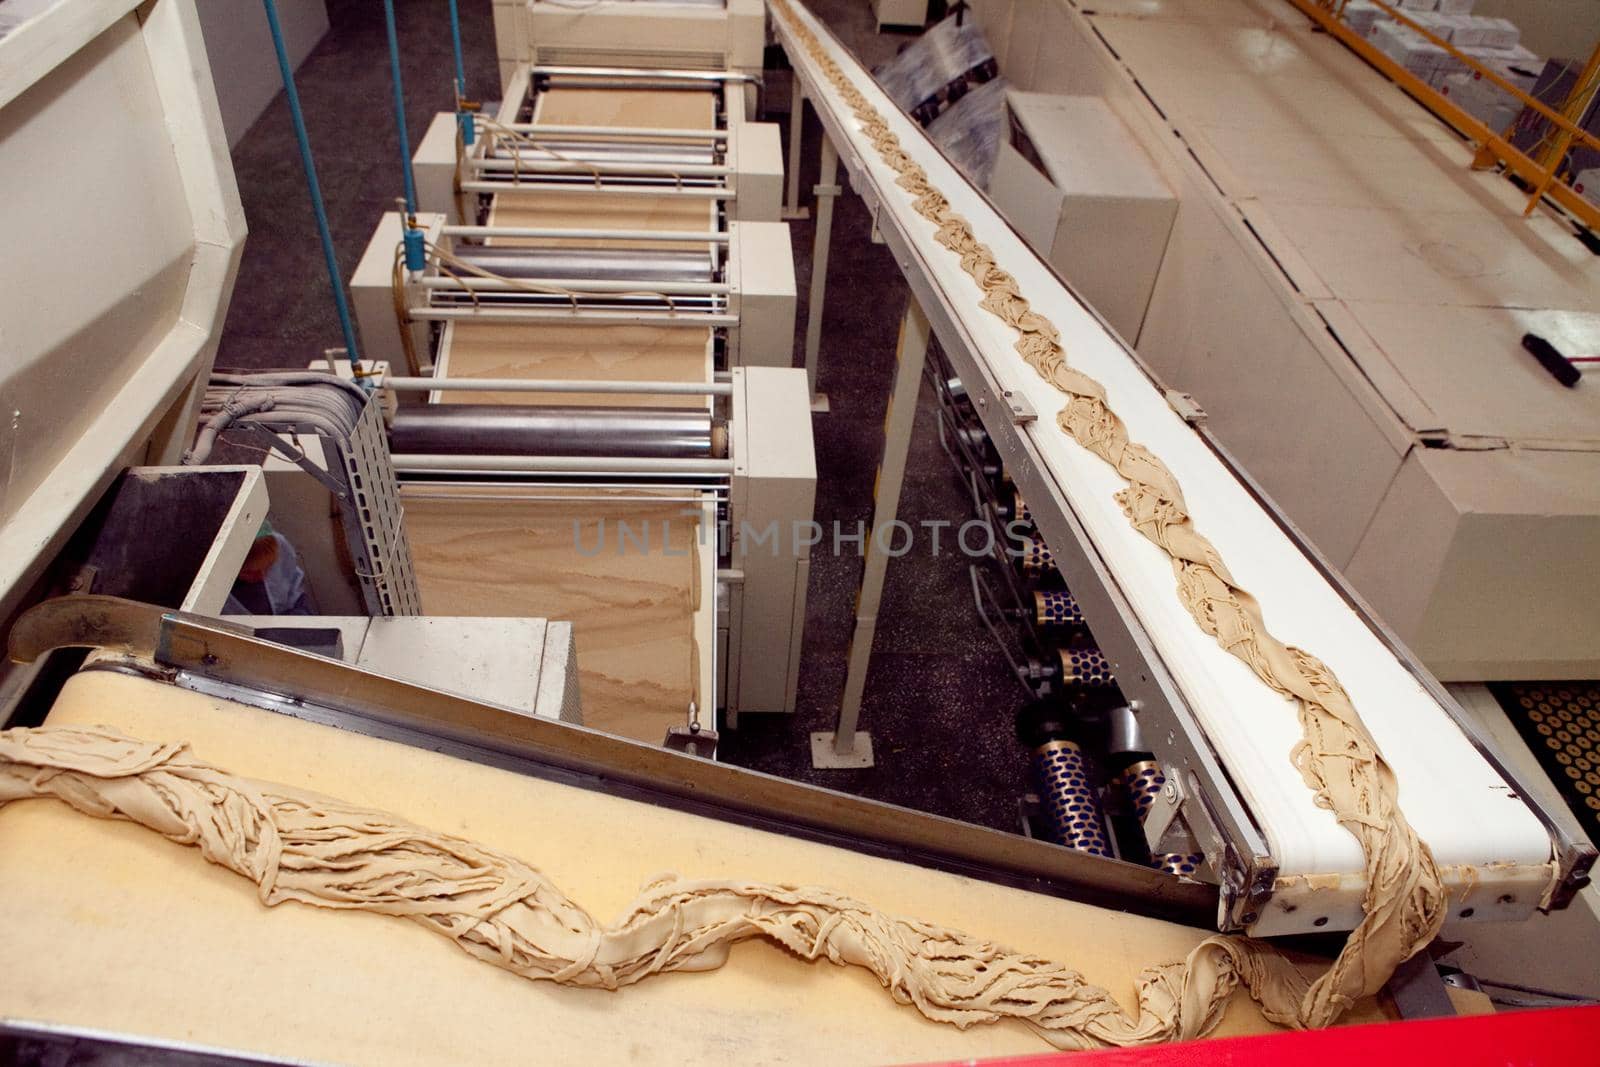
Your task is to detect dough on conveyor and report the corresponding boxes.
[767,0,1448,1028]
[0,724,1341,1050]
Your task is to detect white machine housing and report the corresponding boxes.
[0,0,246,625]
[348,211,796,373]
[491,0,766,93]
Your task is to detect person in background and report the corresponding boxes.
[223,520,314,615]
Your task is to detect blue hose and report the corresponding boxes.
[260,0,363,373]
[380,0,427,272]
[447,0,475,145]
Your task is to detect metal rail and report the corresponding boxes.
[7,594,1220,927]
[408,307,736,325]
[460,179,731,198]
[384,376,732,396]
[442,225,728,243]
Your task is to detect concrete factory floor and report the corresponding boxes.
[218,0,1031,831]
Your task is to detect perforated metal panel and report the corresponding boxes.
[1033,739,1111,857]
[1497,683,1600,844]
[341,400,420,616]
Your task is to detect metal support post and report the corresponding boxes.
[782,73,810,220]
[802,134,839,413]
[811,298,931,769]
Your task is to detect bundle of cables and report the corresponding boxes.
[185,371,372,465]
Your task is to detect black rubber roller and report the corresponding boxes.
[1522,333,1581,388]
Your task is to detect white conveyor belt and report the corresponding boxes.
[769,0,1553,931]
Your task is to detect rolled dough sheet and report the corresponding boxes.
[533,87,717,130]
[0,671,1386,1065]
[486,189,717,250]
[438,321,713,408]
[399,486,700,743]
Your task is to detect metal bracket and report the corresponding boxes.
[1002,388,1037,425]
[235,424,349,501]
[1143,768,1185,847]
[664,712,719,759]
[1163,389,1207,424]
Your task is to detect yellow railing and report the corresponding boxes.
[1288,0,1600,231]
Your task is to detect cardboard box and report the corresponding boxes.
[1409,10,1457,41]
[1342,0,1382,37]
[1461,44,1541,93]
[1373,20,1459,82]
[1576,167,1600,208]
[1474,14,1520,48]
[987,92,1177,344]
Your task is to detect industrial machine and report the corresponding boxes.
[414,63,785,224]
[773,0,1591,937]
[490,0,766,93]
[0,0,1596,1061]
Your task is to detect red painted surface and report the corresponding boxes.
[918,1006,1600,1067]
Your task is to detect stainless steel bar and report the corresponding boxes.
[393,453,734,474]
[442,225,727,243]
[478,122,728,142]
[485,140,715,166]
[461,180,730,199]
[421,278,728,295]
[408,307,737,325]
[532,65,760,85]
[7,595,1219,926]
[470,156,731,178]
[444,246,716,284]
[389,405,716,459]
[385,376,732,396]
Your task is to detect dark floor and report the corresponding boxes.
[219,0,1031,832]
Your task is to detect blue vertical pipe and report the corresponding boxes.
[260,0,362,371]
[381,0,427,270]
[447,0,475,145]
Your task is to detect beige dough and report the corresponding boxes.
[533,88,718,130]
[486,189,717,250]
[399,485,702,743]
[0,722,1378,1052]
[3,671,1382,1065]
[439,322,713,408]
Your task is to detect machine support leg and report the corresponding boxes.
[782,74,810,221]
[801,135,839,413]
[811,298,931,770]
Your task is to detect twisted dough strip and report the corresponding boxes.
[4,724,1314,1050]
[767,0,1444,1031]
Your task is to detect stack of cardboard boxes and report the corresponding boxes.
[1348,0,1541,116]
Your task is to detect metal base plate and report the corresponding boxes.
[809,392,831,413]
[810,730,874,768]
[782,206,812,221]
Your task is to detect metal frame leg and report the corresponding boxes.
[782,73,810,221]
[812,298,931,769]
[801,135,839,413]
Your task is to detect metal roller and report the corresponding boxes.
[1032,739,1112,858]
[389,405,725,459]
[446,246,715,284]
[1016,534,1053,574]
[1034,589,1084,628]
[488,140,716,166]
[1056,647,1115,687]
